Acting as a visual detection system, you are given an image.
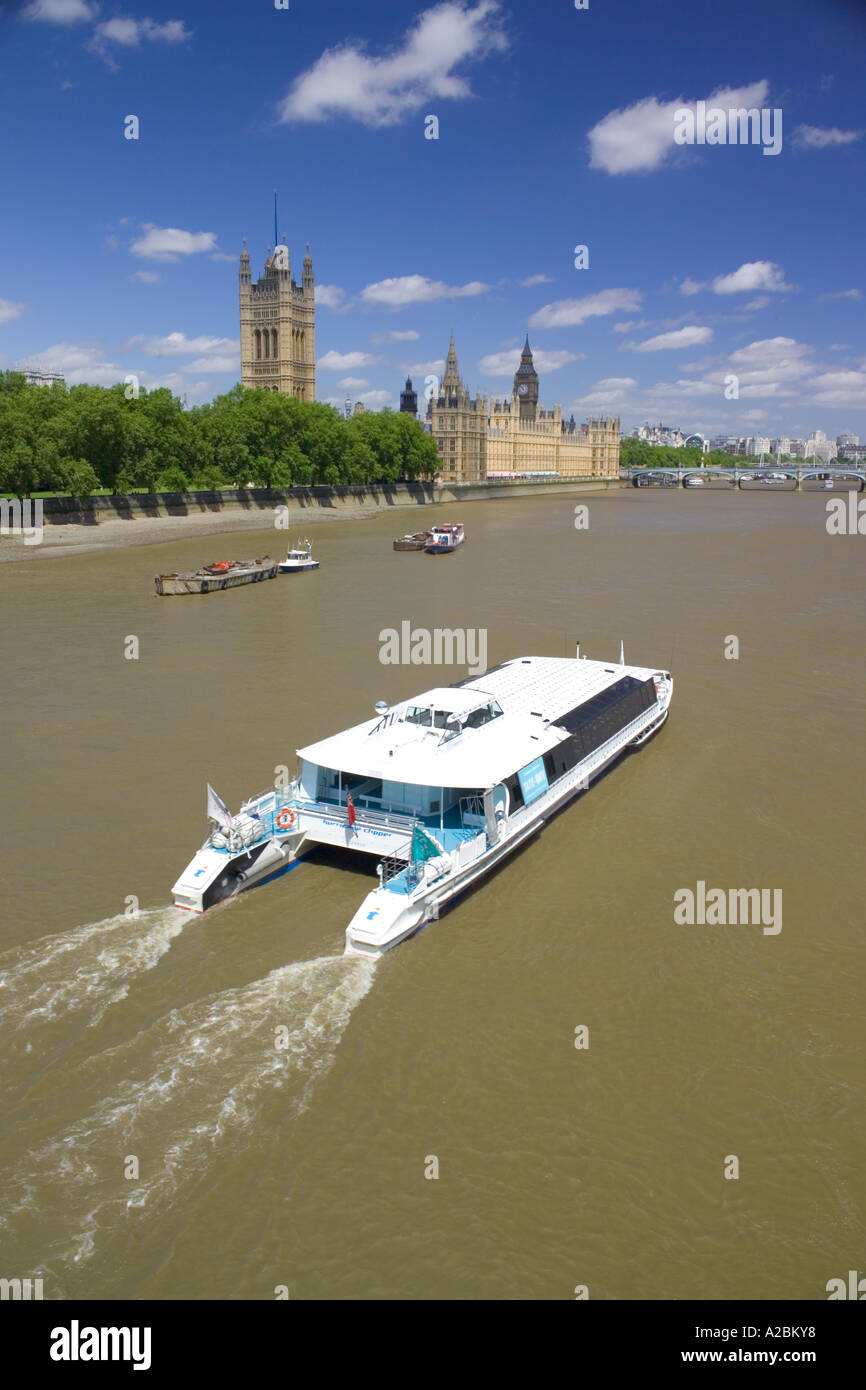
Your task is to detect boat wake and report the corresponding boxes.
[0,953,375,1284]
[0,907,188,1037]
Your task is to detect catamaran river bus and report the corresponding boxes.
[172,649,673,957]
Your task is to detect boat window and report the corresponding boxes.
[405,705,433,726]
[433,710,451,729]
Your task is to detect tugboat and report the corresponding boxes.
[279,539,319,573]
[425,523,465,553]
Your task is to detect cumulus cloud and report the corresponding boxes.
[742,296,770,311]
[180,356,238,374]
[793,124,863,149]
[0,297,27,324]
[520,274,553,287]
[807,369,866,407]
[315,284,348,310]
[130,225,218,262]
[90,17,191,65]
[337,376,370,389]
[573,377,639,408]
[612,320,648,334]
[137,332,238,358]
[278,0,507,128]
[818,288,861,302]
[129,270,161,284]
[478,347,582,375]
[588,81,769,175]
[360,274,488,308]
[21,342,127,387]
[711,261,791,295]
[372,328,420,343]
[529,288,641,330]
[22,0,96,21]
[318,349,377,370]
[679,278,704,296]
[629,326,713,352]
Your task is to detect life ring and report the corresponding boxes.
[276,807,295,830]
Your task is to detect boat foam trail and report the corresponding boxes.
[0,953,376,1279]
[0,907,188,1035]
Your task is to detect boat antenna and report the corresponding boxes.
[619,640,625,665]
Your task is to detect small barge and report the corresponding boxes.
[155,557,278,595]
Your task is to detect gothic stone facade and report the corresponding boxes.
[239,240,315,399]
[430,336,620,480]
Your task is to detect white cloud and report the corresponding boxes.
[741,409,769,421]
[360,274,488,307]
[180,356,238,374]
[573,377,639,407]
[529,288,641,330]
[372,328,420,343]
[712,261,791,295]
[337,376,370,389]
[818,288,861,302]
[315,284,348,310]
[588,81,769,175]
[793,124,863,149]
[129,270,161,284]
[0,298,27,324]
[807,369,866,407]
[130,225,218,262]
[407,358,446,376]
[358,390,394,407]
[318,349,377,370]
[742,296,770,311]
[210,252,236,264]
[520,274,553,287]
[679,278,704,297]
[22,0,96,22]
[277,0,507,128]
[612,320,648,334]
[138,332,238,358]
[91,17,191,48]
[22,342,126,387]
[478,347,582,375]
[630,326,713,352]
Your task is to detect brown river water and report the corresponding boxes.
[0,487,863,1300]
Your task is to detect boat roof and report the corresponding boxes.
[296,655,666,788]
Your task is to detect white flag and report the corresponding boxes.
[207,783,233,829]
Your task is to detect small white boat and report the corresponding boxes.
[425,523,465,553]
[684,476,705,487]
[279,539,319,574]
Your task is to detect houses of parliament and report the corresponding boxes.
[238,241,619,479]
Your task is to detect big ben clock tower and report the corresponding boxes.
[513,334,539,422]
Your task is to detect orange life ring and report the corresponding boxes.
[276,807,296,830]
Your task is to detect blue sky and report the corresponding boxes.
[1,0,864,440]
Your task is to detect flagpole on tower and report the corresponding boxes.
[274,189,278,248]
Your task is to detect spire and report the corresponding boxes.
[443,334,461,389]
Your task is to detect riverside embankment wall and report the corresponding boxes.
[39,477,621,526]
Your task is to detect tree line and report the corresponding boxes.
[0,373,441,496]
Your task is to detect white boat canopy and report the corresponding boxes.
[295,656,663,790]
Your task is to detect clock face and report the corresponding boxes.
[518,384,529,396]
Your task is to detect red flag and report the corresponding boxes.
[346,792,356,826]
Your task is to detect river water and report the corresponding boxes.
[1,488,863,1300]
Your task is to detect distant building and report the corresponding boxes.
[428,335,619,482]
[770,438,791,455]
[837,430,860,448]
[399,376,418,416]
[634,422,686,448]
[837,442,866,464]
[18,366,66,388]
[239,236,315,399]
[744,437,771,456]
[683,432,708,452]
